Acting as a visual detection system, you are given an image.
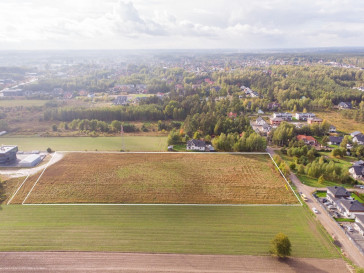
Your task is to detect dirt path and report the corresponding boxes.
[0,152,63,178]
[267,147,364,268]
[0,252,350,273]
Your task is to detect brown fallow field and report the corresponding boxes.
[11,153,298,204]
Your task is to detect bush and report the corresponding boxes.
[46,147,53,153]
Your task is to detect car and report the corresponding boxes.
[322,198,328,203]
[312,207,319,214]
[327,205,335,209]
[347,226,353,232]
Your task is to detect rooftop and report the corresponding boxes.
[0,145,18,154]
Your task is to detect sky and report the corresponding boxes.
[0,0,363,50]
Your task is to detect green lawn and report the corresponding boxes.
[0,136,167,151]
[352,193,364,203]
[297,174,354,188]
[0,100,49,107]
[315,191,327,198]
[0,205,338,258]
[334,218,355,222]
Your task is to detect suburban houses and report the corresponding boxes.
[353,134,364,145]
[295,112,316,121]
[250,117,272,136]
[328,136,343,145]
[186,139,214,152]
[338,102,353,109]
[297,135,318,146]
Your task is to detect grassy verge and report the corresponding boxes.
[296,174,354,188]
[0,205,339,258]
[315,191,327,198]
[352,193,364,203]
[0,136,167,152]
[334,218,355,222]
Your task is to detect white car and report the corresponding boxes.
[312,207,319,214]
[347,226,353,232]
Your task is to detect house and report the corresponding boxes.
[0,145,18,164]
[336,200,364,218]
[270,117,283,126]
[186,139,206,151]
[297,135,318,146]
[354,214,364,236]
[307,117,323,124]
[257,109,264,114]
[267,102,280,111]
[251,117,271,136]
[349,165,364,180]
[327,186,351,203]
[329,125,336,133]
[228,112,237,118]
[338,102,352,109]
[328,136,343,145]
[353,134,364,145]
[113,96,129,105]
[351,131,362,138]
[295,112,316,121]
[273,112,292,121]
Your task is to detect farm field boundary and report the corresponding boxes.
[13,152,301,206]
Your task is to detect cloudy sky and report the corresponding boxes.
[0,0,363,50]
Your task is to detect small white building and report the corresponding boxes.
[19,154,42,167]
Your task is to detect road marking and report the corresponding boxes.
[6,174,30,205]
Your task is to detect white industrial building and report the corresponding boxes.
[19,154,42,167]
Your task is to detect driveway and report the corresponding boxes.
[267,147,364,268]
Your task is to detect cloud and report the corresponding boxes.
[0,0,363,49]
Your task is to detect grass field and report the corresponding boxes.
[316,110,364,133]
[11,153,298,205]
[0,136,167,151]
[0,100,49,107]
[0,205,338,258]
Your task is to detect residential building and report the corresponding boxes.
[251,117,271,136]
[354,214,364,236]
[307,117,323,124]
[0,145,18,164]
[329,125,337,133]
[272,112,292,121]
[338,102,352,109]
[353,134,364,145]
[296,135,318,146]
[349,165,364,180]
[113,96,128,105]
[186,139,206,151]
[270,117,283,126]
[336,200,364,218]
[351,131,362,138]
[327,186,351,203]
[267,102,280,111]
[328,136,343,145]
[295,112,316,121]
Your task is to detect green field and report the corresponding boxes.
[0,136,167,151]
[0,100,48,107]
[0,205,338,258]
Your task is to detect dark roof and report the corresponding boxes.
[329,136,343,143]
[327,186,351,198]
[338,102,352,108]
[187,139,206,148]
[351,166,364,176]
[354,134,364,142]
[340,200,364,212]
[356,214,364,225]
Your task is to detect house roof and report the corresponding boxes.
[187,139,206,147]
[327,186,351,197]
[351,131,362,137]
[353,160,364,166]
[329,136,343,143]
[338,102,352,108]
[297,135,316,142]
[339,200,364,212]
[356,214,364,225]
[354,134,364,142]
[350,166,364,176]
[270,117,283,121]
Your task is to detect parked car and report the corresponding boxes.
[312,207,319,214]
[328,205,335,209]
[347,226,353,232]
[322,198,328,203]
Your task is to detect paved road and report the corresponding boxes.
[267,147,364,268]
[0,252,350,273]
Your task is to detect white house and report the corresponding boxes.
[295,112,316,121]
[186,139,207,151]
[354,214,364,236]
[353,134,364,145]
[336,200,364,218]
[351,131,362,138]
[329,125,336,133]
[273,112,292,121]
